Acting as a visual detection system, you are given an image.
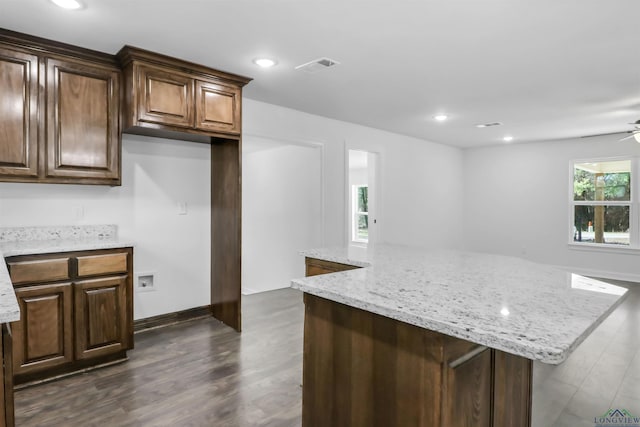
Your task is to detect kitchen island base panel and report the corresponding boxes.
[302,294,532,427]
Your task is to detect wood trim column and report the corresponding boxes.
[2,324,14,427]
[211,137,241,331]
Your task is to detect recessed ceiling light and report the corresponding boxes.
[433,114,448,122]
[50,0,83,9]
[253,58,277,68]
[503,136,514,142]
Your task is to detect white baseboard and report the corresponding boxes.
[242,284,291,295]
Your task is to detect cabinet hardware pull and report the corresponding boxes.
[449,345,488,368]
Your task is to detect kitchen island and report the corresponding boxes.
[291,245,628,427]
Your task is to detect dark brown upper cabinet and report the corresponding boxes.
[45,57,120,182]
[117,46,250,142]
[135,64,194,129]
[0,29,121,186]
[195,80,241,134]
[0,44,39,178]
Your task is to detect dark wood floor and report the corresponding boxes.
[15,288,304,427]
[14,282,640,426]
[532,279,640,427]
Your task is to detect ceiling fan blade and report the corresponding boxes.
[581,130,632,138]
[618,133,636,141]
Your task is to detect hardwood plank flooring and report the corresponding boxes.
[15,288,304,427]
[14,281,640,426]
[532,279,640,427]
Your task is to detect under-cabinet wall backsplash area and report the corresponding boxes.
[0,131,327,319]
[0,134,211,320]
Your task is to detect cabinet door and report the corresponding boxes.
[0,45,39,178]
[74,276,127,360]
[45,57,120,181]
[11,283,73,376]
[136,64,194,128]
[195,80,240,134]
[443,346,492,427]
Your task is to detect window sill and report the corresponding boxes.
[567,242,640,255]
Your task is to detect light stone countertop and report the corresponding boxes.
[291,245,629,364]
[0,225,134,324]
[0,260,18,324]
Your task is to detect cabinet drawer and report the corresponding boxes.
[77,253,128,277]
[7,258,70,284]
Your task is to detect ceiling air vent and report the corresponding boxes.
[475,122,503,128]
[295,57,340,73]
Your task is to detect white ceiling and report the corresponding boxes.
[3,0,640,148]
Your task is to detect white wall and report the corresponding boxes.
[0,134,211,320]
[0,98,467,318]
[381,136,464,248]
[242,141,322,294]
[243,98,466,250]
[463,136,640,281]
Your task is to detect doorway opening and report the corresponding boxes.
[348,149,378,247]
[242,136,323,294]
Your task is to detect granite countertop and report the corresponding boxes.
[0,260,18,324]
[291,245,628,364]
[0,225,134,324]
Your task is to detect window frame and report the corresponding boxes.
[351,184,369,244]
[569,157,639,251]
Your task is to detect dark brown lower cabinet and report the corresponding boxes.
[12,283,73,376]
[74,276,128,360]
[5,247,133,385]
[301,293,532,427]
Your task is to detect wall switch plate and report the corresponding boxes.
[178,202,188,215]
[136,272,157,292]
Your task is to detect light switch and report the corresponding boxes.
[178,202,188,215]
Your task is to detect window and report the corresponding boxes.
[352,185,368,243]
[571,159,633,247]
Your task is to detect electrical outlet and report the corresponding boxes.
[72,206,84,221]
[136,273,156,292]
